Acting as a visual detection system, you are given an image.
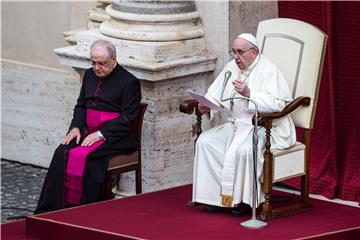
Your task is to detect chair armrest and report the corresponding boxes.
[179,99,204,139]
[179,99,200,114]
[254,96,311,127]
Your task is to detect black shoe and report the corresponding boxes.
[231,203,252,217]
[203,205,225,213]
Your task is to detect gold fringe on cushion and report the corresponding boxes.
[221,194,233,207]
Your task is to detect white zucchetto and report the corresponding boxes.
[237,33,258,47]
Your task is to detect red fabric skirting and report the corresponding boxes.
[22,185,360,240]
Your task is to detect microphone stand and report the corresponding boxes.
[220,71,267,229]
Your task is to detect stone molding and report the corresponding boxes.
[100,3,203,41]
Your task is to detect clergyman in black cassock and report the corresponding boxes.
[35,40,142,214]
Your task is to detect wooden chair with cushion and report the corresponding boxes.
[180,18,327,220]
[101,103,147,200]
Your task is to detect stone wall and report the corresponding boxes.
[229,1,278,41]
[1,60,81,167]
[1,1,96,69]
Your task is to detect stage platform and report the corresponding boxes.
[2,185,360,239]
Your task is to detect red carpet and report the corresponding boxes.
[2,185,360,239]
[1,220,27,240]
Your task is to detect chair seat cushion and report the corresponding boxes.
[272,142,305,157]
[272,142,305,182]
[107,151,138,170]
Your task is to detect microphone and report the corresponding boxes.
[220,71,232,102]
[224,71,232,86]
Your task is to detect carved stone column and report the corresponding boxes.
[54,0,217,194]
[88,0,111,29]
[63,0,111,45]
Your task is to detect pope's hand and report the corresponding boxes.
[62,128,81,145]
[198,103,210,115]
[233,79,250,98]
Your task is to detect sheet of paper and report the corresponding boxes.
[187,89,223,112]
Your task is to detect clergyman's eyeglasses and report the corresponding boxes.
[91,58,112,67]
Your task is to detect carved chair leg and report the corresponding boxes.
[301,175,309,205]
[260,126,273,220]
[116,175,120,191]
[260,193,272,220]
[301,129,311,206]
[103,173,113,200]
[135,169,142,194]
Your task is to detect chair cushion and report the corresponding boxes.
[107,151,138,170]
[272,142,305,182]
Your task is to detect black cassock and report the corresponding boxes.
[35,64,142,214]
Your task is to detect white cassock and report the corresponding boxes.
[192,55,296,208]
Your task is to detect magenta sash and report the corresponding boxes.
[64,109,120,205]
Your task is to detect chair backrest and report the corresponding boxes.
[256,18,327,129]
[132,103,147,146]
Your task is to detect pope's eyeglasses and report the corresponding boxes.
[229,48,253,58]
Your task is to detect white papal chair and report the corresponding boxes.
[179,18,327,220]
[255,18,327,220]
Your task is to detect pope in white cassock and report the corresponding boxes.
[192,33,296,213]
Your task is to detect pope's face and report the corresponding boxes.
[231,38,257,70]
[90,47,116,78]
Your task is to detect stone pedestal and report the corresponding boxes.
[54,0,216,193]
